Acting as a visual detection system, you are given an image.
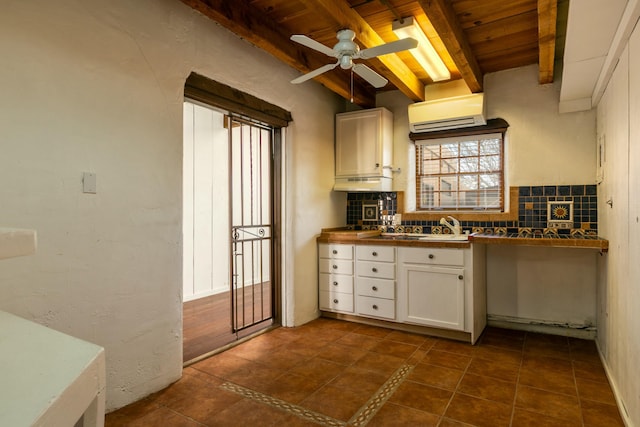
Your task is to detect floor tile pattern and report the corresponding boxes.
[106,318,625,426]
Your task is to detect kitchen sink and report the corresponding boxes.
[374,234,423,241]
[377,232,469,242]
[417,234,469,241]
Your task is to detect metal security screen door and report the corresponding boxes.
[229,114,275,332]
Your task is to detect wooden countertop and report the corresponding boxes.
[470,234,609,251]
[317,229,471,249]
[317,229,609,252]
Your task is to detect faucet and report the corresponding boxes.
[440,216,461,235]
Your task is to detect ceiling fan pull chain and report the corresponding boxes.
[350,68,354,103]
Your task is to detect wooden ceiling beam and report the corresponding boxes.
[537,0,558,84]
[179,0,376,106]
[416,0,483,93]
[297,0,426,102]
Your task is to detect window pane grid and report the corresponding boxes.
[416,135,504,211]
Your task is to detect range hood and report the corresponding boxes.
[333,176,393,192]
[408,93,486,133]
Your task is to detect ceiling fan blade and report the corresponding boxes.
[291,62,339,84]
[352,63,388,88]
[358,37,418,59]
[290,35,336,57]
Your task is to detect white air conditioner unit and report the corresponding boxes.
[408,93,486,133]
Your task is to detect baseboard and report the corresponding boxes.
[321,311,473,343]
[595,340,633,426]
[183,286,228,302]
[487,314,596,339]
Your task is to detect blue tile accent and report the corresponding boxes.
[345,184,597,234]
[571,185,584,195]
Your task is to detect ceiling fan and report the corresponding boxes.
[290,29,417,88]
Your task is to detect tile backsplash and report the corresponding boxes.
[346,184,598,236]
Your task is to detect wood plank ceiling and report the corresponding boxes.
[180,0,560,108]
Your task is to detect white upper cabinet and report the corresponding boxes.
[335,107,393,178]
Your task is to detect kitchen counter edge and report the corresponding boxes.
[317,231,608,252]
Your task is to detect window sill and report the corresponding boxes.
[399,187,519,222]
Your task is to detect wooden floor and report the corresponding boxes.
[183,283,273,363]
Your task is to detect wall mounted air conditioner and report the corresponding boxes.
[408,93,486,133]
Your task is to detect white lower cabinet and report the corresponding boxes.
[355,245,396,320]
[318,242,486,343]
[398,246,486,343]
[318,243,354,313]
[401,264,465,330]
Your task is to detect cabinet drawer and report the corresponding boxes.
[356,245,395,262]
[400,247,464,266]
[357,295,395,320]
[319,291,354,313]
[319,273,354,294]
[356,260,395,279]
[356,277,395,299]
[319,244,353,260]
[319,258,353,275]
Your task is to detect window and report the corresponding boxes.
[416,132,504,211]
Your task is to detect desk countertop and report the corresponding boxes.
[0,310,106,426]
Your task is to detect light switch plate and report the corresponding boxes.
[83,172,96,194]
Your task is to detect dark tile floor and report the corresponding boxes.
[106,318,624,426]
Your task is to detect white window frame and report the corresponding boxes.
[415,132,505,212]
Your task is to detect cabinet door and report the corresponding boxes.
[335,110,382,177]
[401,264,465,331]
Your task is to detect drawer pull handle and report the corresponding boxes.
[333,265,338,269]
[428,254,434,259]
[333,281,338,286]
[372,304,378,310]
[372,251,378,256]
[458,275,464,280]
[333,299,339,304]
[372,286,378,291]
[332,250,338,255]
[372,267,378,273]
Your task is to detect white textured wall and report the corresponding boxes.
[183,102,229,301]
[485,64,596,186]
[376,91,414,206]
[595,22,640,426]
[0,0,342,411]
[483,65,598,328]
[486,245,597,328]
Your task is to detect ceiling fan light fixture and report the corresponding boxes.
[392,17,450,82]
